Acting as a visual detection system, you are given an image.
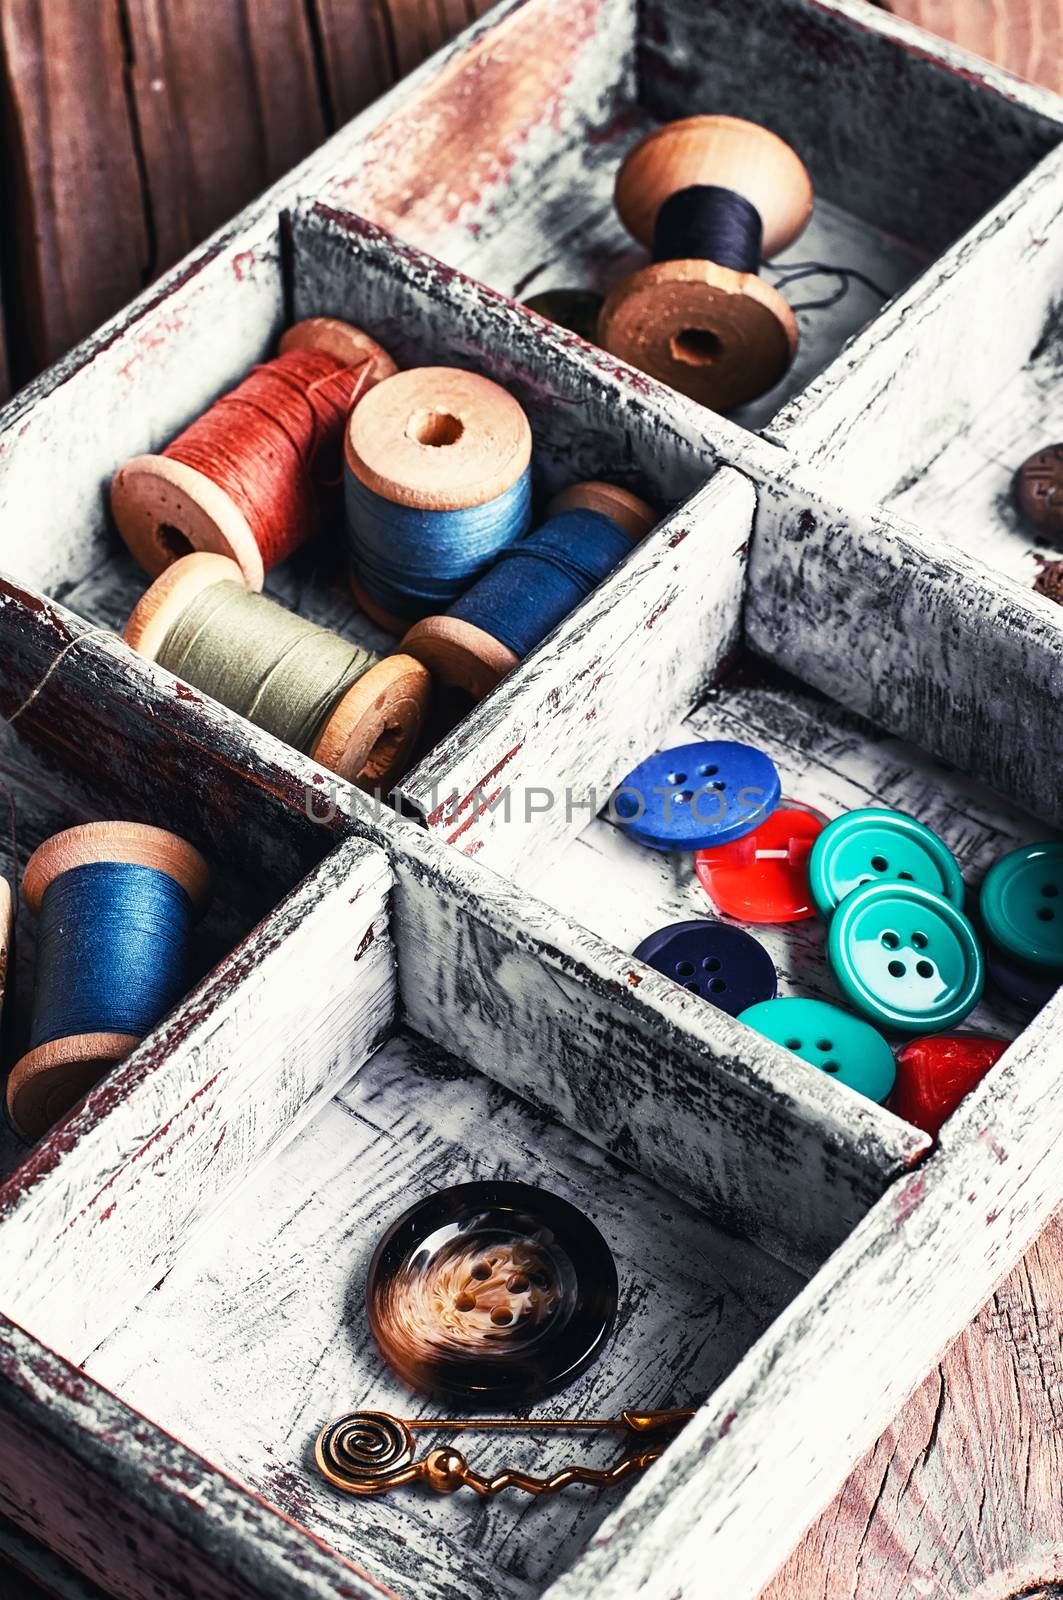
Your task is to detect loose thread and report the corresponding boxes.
[156,581,381,753]
[768,260,888,314]
[166,350,372,571]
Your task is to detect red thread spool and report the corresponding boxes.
[111,318,398,589]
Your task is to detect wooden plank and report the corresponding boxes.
[891,0,1063,94]
[0,0,149,374]
[0,1313,384,1600]
[542,988,1063,1600]
[746,471,1063,834]
[122,0,326,273]
[0,836,395,1366]
[762,1205,1063,1598]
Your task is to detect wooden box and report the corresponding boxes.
[0,2,1061,1598]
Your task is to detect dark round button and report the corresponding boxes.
[1014,443,1063,547]
[366,1181,617,1406]
[522,288,604,344]
[632,920,777,1014]
[986,944,1061,1015]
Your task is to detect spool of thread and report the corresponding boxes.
[401,483,655,701]
[111,317,399,589]
[598,116,813,411]
[6,823,211,1139]
[344,368,533,633]
[124,554,431,790]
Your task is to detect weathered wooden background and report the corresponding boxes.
[0,0,1056,403]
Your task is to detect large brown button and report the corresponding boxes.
[1014,444,1063,546]
[366,1181,618,1405]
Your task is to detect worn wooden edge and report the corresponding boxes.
[745,469,1063,832]
[0,1312,391,1600]
[292,199,769,478]
[0,835,396,1365]
[770,137,1063,497]
[541,986,1063,1600]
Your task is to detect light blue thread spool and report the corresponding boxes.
[401,482,655,702]
[7,823,210,1140]
[344,366,533,631]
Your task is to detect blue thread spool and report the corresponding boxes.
[344,367,533,633]
[400,482,655,701]
[599,115,812,411]
[6,823,211,1139]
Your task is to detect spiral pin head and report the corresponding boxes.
[315,1410,416,1496]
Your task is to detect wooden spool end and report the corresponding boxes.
[111,454,265,590]
[345,367,532,511]
[605,115,811,411]
[312,652,432,791]
[9,822,211,1140]
[278,317,399,389]
[548,481,656,541]
[22,821,212,918]
[7,1034,141,1141]
[614,114,813,258]
[124,551,246,659]
[399,615,519,703]
[111,316,384,587]
[598,262,798,411]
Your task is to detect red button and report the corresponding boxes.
[695,802,827,923]
[891,1034,1009,1138]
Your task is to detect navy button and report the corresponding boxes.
[612,741,780,851]
[986,945,1061,1015]
[632,920,777,1015]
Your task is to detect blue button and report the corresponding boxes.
[633,920,777,1016]
[613,741,780,851]
[980,842,1063,970]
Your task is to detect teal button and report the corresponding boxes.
[828,881,983,1035]
[808,808,964,919]
[980,842,1063,970]
[738,997,895,1103]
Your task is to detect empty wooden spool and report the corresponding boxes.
[7,823,211,1140]
[599,116,813,411]
[111,318,399,589]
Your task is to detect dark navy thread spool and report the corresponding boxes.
[6,823,211,1140]
[344,367,534,634]
[599,115,813,412]
[401,483,655,702]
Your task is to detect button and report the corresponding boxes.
[1014,443,1063,546]
[366,1181,618,1404]
[808,807,964,918]
[892,1034,1009,1138]
[632,920,777,1014]
[828,881,984,1034]
[695,800,828,922]
[979,842,1063,970]
[613,741,780,851]
[737,997,895,1103]
[986,944,1061,1014]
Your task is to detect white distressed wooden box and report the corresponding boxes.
[0,2,1060,1598]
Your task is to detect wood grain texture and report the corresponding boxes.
[762,1210,1063,1599]
[0,0,149,375]
[891,0,1063,94]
